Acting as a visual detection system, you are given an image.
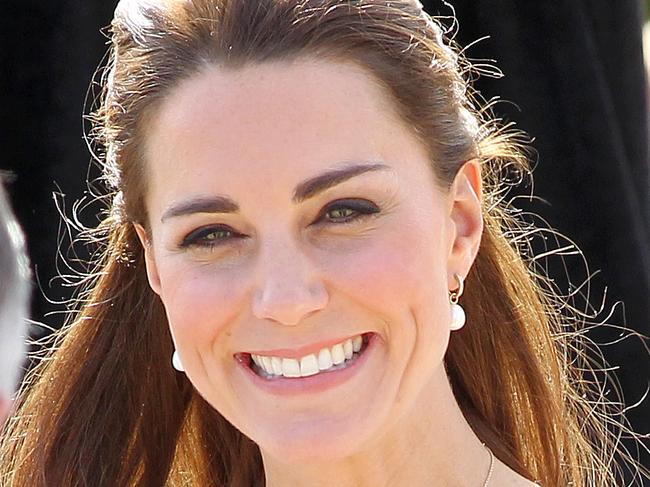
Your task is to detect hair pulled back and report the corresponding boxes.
[0,1,640,486]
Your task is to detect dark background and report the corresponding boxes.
[1,0,649,475]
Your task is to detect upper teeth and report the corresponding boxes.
[251,335,363,378]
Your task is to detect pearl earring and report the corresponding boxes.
[449,273,466,331]
[172,350,185,372]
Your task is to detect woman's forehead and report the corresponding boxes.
[146,59,401,145]
[141,59,429,204]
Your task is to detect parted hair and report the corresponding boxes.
[0,1,643,486]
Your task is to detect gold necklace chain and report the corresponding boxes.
[482,443,495,487]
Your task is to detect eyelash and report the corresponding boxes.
[179,199,380,249]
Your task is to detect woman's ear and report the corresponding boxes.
[447,159,483,287]
[133,223,162,296]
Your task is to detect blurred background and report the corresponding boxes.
[1,0,649,476]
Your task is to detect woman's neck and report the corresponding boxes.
[261,368,493,487]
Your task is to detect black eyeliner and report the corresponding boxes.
[320,198,381,222]
[180,225,235,248]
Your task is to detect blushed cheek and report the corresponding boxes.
[329,227,445,317]
[157,262,249,351]
[327,224,451,394]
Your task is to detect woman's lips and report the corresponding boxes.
[240,332,370,359]
[235,333,378,396]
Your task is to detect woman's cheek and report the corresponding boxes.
[325,222,450,368]
[158,260,249,347]
[326,226,442,310]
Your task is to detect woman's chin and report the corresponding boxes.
[253,415,380,463]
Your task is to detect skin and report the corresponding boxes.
[135,58,536,486]
[0,395,7,424]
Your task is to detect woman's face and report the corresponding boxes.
[136,59,482,462]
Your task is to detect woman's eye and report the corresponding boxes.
[320,199,380,224]
[180,226,239,249]
[327,207,356,220]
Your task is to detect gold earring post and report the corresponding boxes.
[449,273,464,304]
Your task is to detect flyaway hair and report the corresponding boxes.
[1,1,648,486]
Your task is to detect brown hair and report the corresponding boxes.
[1,1,645,485]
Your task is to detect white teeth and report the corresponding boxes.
[343,339,353,360]
[331,343,345,365]
[250,333,368,379]
[282,358,301,378]
[271,356,283,375]
[252,354,262,368]
[262,356,274,375]
[318,347,333,370]
[300,354,320,377]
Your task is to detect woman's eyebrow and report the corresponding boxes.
[161,161,389,222]
[161,196,239,222]
[292,162,389,203]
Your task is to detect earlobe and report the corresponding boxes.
[448,159,484,280]
[133,223,162,296]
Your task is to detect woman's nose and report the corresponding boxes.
[251,242,329,326]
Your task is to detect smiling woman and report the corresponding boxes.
[0,1,644,486]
